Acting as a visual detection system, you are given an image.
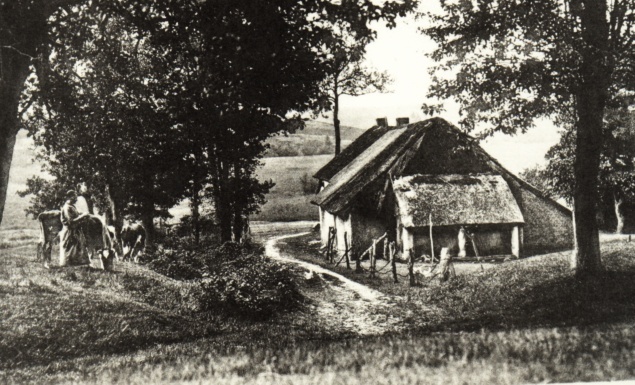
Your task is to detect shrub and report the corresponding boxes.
[144,235,212,280]
[147,247,207,280]
[299,173,319,195]
[145,236,301,319]
[198,253,301,319]
[173,214,219,238]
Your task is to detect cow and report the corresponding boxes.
[121,223,146,262]
[80,215,116,270]
[37,210,63,267]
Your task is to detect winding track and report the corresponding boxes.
[263,231,408,336]
[264,232,384,302]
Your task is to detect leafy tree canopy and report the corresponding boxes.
[421,0,635,274]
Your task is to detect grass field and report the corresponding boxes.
[3,126,635,384]
[1,233,635,384]
[252,155,330,222]
[4,131,330,227]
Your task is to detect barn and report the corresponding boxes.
[311,117,573,260]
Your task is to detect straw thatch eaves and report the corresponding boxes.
[312,121,434,214]
[393,174,525,228]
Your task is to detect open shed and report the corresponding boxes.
[392,174,524,258]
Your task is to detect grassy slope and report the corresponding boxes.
[1,236,635,384]
[253,155,330,222]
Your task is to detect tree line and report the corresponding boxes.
[4,0,416,246]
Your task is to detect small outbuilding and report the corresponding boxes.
[312,117,573,260]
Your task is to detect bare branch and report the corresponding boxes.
[0,45,35,59]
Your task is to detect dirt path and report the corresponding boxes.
[265,232,410,336]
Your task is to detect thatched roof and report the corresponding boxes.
[313,125,392,181]
[393,174,525,228]
[311,121,432,214]
[312,117,571,218]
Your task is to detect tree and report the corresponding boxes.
[21,2,191,246]
[519,165,558,200]
[321,35,391,154]
[543,106,635,233]
[149,0,417,242]
[423,0,635,277]
[0,0,88,226]
[4,0,417,245]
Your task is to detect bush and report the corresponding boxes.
[147,247,207,280]
[198,253,301,319]
[173,214,219,238]
[145,236,301,319]
[299,173,319,195]
[144,235,212,280]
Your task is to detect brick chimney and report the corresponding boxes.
[376,117,388,127]
[396,117,410,126]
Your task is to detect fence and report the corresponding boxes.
[322,230,454,285]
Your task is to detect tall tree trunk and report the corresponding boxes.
[232,163,243,242]
[105,183,124,255]
[0,1,86,226]
[213,159,232,243]
[0,51,31,226]
[333,79,341,155]
[614,194,624,234]
[570,0,609,278]
[140,205,155,248]
[233,209,243,242]
[190,186,201,245]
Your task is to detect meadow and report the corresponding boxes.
[2,125,635,384]
[252,155,331,222]
[2,124,341,230]
[1,234,634,384]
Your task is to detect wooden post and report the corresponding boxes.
[408,249,415,286]
[390,242,398,283]
[326,227,333,261]
[511,226,520,258]
[383,238,388,260]
[429,213,435,262]
[344,232,350,269]
[370,239,376,278]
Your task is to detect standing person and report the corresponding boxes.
[59,190,89,266]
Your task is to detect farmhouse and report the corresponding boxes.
[312,117,573,260]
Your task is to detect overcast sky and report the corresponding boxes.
[316,5,564,174]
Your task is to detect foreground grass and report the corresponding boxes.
[280,232,635,330]
[1,235,635,384]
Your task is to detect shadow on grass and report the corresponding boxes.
[403,242,635,333]
[0,284,220,371]
[0,248,222,371]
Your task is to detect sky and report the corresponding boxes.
[316,4,564,174]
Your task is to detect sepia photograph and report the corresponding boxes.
[1,0,634,384]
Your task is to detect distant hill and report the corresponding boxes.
[264,120,366,158]
[1,120,366,230]
[300,120,366,140]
